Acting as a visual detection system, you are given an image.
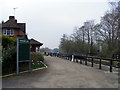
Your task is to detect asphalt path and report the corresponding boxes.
[2,56,118,88]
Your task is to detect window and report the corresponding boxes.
[10,29,14,35]
[7,30,10,35]
[2,29,14,36]
[2,29,7,35]
[36,47,40,52]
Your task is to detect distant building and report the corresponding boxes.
[30,38,43,52]
[1,16,43,52]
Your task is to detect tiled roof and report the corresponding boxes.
[2,20,20,29]
[30,38,43,46]
[2,16,25,33]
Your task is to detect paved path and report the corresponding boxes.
[2,56,118,88]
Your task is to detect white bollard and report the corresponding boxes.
[72,55,74,62]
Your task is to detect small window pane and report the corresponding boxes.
[10,29,14,36]
[7,30,10,36]
[2,29,7,35]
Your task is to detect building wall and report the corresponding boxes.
[1,28,26,39]
[14,29,26,38]
[31,45,36,52]
[31,45,40,52]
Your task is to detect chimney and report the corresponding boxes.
[9,16,15,20]
[2,21,4,23]
[15,19,17,23]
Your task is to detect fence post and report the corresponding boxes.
[76,59,78,63]
[70,55,72,61]
[80,59,82,64]
[85,57,87,65]
[110,59,113,72]
[69,56,70,61]
[91,58,93,67]
[68,57,70,60]
[99,59,102,69]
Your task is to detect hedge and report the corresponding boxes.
[2,36,16,75]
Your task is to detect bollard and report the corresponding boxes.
[72,55,74,62]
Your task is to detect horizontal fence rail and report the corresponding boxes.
[48,53,120,72]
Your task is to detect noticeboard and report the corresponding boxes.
[16,38,31,74]
[18,39,30,61]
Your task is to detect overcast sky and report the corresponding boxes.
[1,0,111,49]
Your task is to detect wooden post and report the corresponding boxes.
[99,59,102,69]
[80,59,82,64]
[110,59,112,72]
[85,57,87,65]
[91,58,93,67]
[70,55,72,61]
[76,59,78,63]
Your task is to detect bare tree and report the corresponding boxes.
[84,20,95,54]
[59,1,120,57]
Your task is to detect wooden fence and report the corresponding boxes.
[50,53,120,72]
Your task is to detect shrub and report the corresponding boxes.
[2,35,16,50]
[2,35,16,75]
[2,47,16,75]
[31,52,44,63]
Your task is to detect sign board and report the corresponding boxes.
[18,39,30,61]
[16,38,31,74]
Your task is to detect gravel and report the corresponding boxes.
[2,56,118,88]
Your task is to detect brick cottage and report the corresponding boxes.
[1,16,43,52]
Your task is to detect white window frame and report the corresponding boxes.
[2,29,14,36]
[2,29,7,35]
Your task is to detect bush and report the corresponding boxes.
[2,47,16,75]
[2,35,16,75]
[2,35,16,49]
[30,52,44,63]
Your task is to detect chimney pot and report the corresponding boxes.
[15,20,17,23]
[9,16,15,20]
